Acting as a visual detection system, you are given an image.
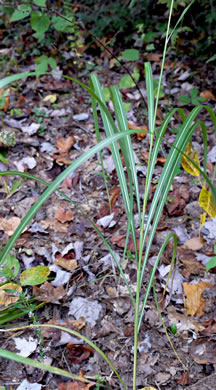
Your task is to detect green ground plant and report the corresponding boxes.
[177,87,206,106]
[0,1,216,389]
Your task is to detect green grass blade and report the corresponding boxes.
[90,77,111,209]
[110,85,142,224]
[90,74,138,256]
[0,72,36,88]
[145,62,154,137]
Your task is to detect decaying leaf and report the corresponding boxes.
[183,280,213,317]
[0,283,22,306]
[176,371,190,385]
[32,281,66,303]
[181,143,200,176]
[43,93,58,103]
[198,187,216,219]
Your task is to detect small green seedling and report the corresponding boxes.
[177,88,205,106]
[170,323,178,337]
[206,242,216,272]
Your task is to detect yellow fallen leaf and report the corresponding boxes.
[0,283,22,306]
[183,280,213,317]
[198,187,216,219]
[43,94,57,103]
[181,143,200,176]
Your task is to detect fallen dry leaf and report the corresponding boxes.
[57,381,94,390]
[66,344,94,364]
[41,317,85,339]
[145,53,163,62]
[182,237,205,251]
[0,217,22,236]
[167,306,205,333]
[0,283,22,306]
[56,136,75,153]
[166,196,186,216]
[183,280,213,317]
[55,207,74,223]
[41,219,69,233]
[32,281,66,303]
[128,121,148,141]
[200,90,216,101]
[178,249,205,274]
[176,371,190,385]
[54,257,77,271]
[190,339,216,364]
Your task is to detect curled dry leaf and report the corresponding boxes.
[66,344,94,364]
